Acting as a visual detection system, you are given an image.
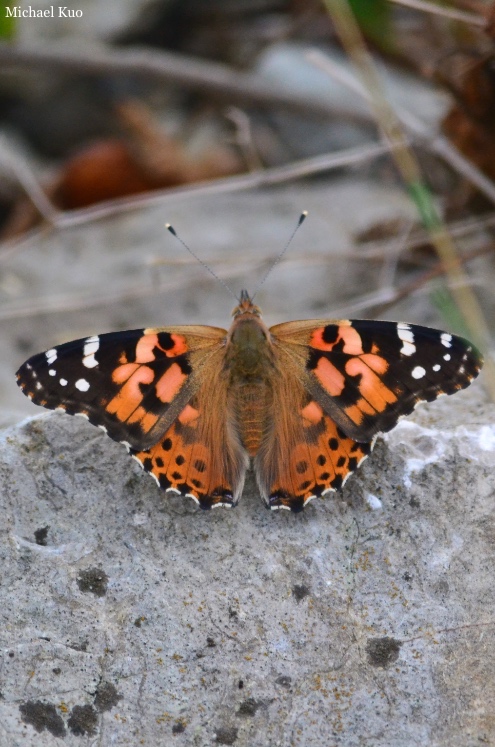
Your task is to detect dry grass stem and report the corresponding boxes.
[387,0,485,26]
[322,0,494,396]
[307,49,495,206]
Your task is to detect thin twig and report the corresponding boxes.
[387,0,486,26]
[0,137,60,222]
[225,107,264,172]
[358,212,495,260]
[376,242,495,314]
[377,220,416,291]
[400,111,495,206]
[3,232,491,323]
[323,246,493,320]
[0,261,252,322]
[307,49,495,206]
[0,41,372,124]
[0,140,394,258]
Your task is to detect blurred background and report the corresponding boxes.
[0,0,493,426]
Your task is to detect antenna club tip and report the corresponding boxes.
[166,223,177,236]
[299,211,308,224]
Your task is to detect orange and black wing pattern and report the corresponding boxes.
[263,319,483,510]
[16,327,225,449]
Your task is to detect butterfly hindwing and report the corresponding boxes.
[255,393,374,512]
[130,356,249,509]
[16,325,227,451]
[271,319,483,443]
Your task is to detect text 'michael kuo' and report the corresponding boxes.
[5,5,83,18]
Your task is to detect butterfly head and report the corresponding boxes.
[232,290,262,319]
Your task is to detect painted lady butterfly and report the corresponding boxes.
[16,290,483,511]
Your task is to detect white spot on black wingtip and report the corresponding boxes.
[411,366,426,380]
[46,348,57,365]
[397,323,416,356]
[35,382,42,390]
[75,378,90,392]
[59,378,68,387]
[400,342,416,357]
[441,333,452,348]
[433,364,441,372]
[48,369,56,376]
[83,336,100,369]
[84,335,99,346]
[83,357,98,369]
[443,353,451,361]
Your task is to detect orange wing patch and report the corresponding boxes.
[132,425,243,510]
[262,409,374,512]
[138,331,188,360]
[306,324,402,441]
[131,423,231,509]
[310,323,362,355]
[100,335,193,448]
[131,364,249,510]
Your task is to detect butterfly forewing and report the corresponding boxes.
[16,326,226,450]
[271,319,483,443]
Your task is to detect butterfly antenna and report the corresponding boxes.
[251,211,308,301]
[166,224,238,300]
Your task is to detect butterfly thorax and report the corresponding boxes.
[225,297,275,456]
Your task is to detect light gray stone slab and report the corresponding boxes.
[0,380,493,747]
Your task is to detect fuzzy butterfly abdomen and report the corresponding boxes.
[225,315,275,456]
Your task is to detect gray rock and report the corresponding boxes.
[1,380,494,746]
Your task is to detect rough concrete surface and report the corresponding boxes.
[1,381,494,747]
